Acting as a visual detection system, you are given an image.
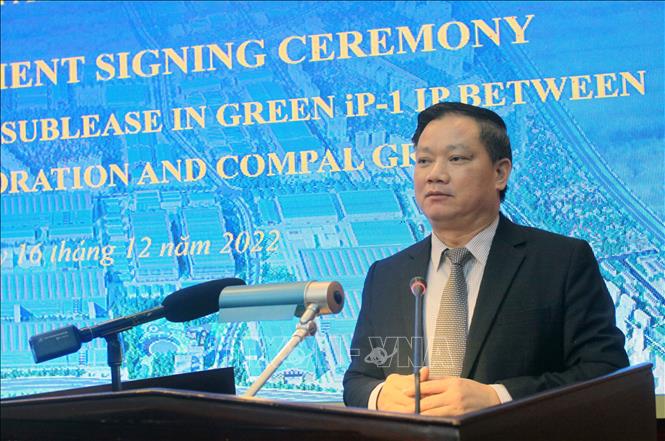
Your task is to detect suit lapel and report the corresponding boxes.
[396,237,431,341]
[462,215,526,378]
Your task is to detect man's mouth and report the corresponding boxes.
[425,191,453,198]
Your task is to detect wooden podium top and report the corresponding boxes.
[1,364,656,441]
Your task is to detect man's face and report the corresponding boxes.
[414,114,511,232]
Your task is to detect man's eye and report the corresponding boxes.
[417,158,431,164]
[450,156,467,162]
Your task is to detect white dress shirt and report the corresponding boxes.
[367,215,512,409]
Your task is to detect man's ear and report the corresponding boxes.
[495,158,512,190]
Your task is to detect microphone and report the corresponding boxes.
[218,281,344,322]
[410,276,426,297]
[162,278,245,322]
[410,276,427,414]
[29,277,245,363]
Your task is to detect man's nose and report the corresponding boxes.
[427,160,449,183]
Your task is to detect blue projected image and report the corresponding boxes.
[0,1,663,403]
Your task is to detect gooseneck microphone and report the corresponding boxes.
[410,276,427,414]
[230,281,346,397]
[29,278,245,363]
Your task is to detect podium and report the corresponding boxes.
[1,364,656,441]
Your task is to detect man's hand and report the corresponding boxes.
[376,372,419,413]
[404,367,500,416]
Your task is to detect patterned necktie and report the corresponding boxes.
[430,247,473,378]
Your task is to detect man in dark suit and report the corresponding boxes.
[343,102,628,416]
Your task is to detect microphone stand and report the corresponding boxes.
[243,303,320,397]
[85,307,166,392]
[105,334,123,391]
[414,289,423,414]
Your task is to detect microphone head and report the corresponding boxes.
[163,278,245,322]
[303,281,344,315]
[409,276,427,296]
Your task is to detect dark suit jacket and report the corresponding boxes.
[343,214,629,407]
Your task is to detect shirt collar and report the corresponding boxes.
[430,215,500,269]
